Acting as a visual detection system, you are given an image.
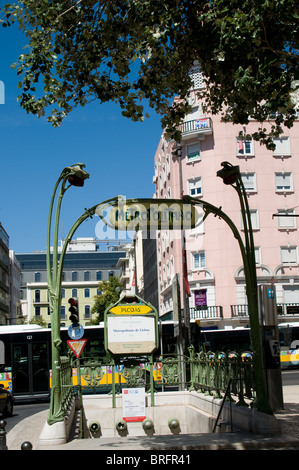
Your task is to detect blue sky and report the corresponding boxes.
[0,24,163,253]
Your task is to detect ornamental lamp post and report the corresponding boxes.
[216,161,272,414]
[47,164,89,427]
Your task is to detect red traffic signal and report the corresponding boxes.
[68,298,79,323]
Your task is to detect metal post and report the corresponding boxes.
[47,164,89,425]
[183,183,273,414]
[150,354,154,407]
[112,360,116,409]
[216,162,272,414]
[76,357,84,438]
[0,420,7,450]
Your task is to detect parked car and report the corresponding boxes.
[0,384,14,417]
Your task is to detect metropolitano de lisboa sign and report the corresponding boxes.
[95,196,202,234]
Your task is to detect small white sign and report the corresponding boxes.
[122,388,146,422]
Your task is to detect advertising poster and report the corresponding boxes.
[194,289,207,306]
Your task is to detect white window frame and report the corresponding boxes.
[272,136,291,157]
[185,106,200,122]
[255,247,261,265]
[187,142,201,162]
[275,172,293,192]
[187,210,205,237]
[236,139,254,157]
[166,154,170,176]
[241,172,257,192]
[188,177,202,197]
[192,251,206,269]
[240,209,259,230]
[170,256,174,276]
[280,246,298,264]
[162,163,166,184]
[277,209,297,229]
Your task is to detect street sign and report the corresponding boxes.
[267,289,275,299]
[107,315,156,355]
[104,294,159,356]
[67,339,87,358]
[68,323,84,340]
[109,304,153,315]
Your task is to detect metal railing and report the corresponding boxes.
[188,346,255,406]
[231,304,249,317]
[58,348,256,439]
[60,356,75,414]
[277,303,299,316]
[179,117,212,136]
[190,305,223,319]
[231,303,299,317]
[65,348,255,409]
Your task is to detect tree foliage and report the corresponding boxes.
[29,316,47,327]
[1,0,299,148]
[90,276,123,324]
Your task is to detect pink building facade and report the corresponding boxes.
[153,77,299,329]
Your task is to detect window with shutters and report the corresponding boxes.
[241,173,257,192]
[280,246,298,264]
[275,172,293,192]
[273,137,291,157]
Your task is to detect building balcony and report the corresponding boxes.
[231,305,249,318]
[179,117,212,141]
[231,303,299,318]
[277,303,299,316]
[189,305,223,320]
[161,301,299,325]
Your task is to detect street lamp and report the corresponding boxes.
[217,161,272,415]
[46,164,89,426]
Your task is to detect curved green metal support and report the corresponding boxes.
[47,165,272,424]
[183,188,272,414]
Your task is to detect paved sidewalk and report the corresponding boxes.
[274,385,299,441]
[6,385,299,451]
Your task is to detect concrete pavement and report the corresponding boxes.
[5,385,299,451]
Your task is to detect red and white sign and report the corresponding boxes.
[122,388,146,422]
[67,339,87,358]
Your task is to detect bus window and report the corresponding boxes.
[32,342,49,393]
[12,342,50,396]
[13,344,29,394]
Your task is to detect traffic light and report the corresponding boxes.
[68,297,79,323]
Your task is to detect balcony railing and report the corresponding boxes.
[231,303,299,318]
[164,303,299,323]
[190,305,223,320]
[231,305,249,317]
[277,303,299,316]
[179,117,212,139]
